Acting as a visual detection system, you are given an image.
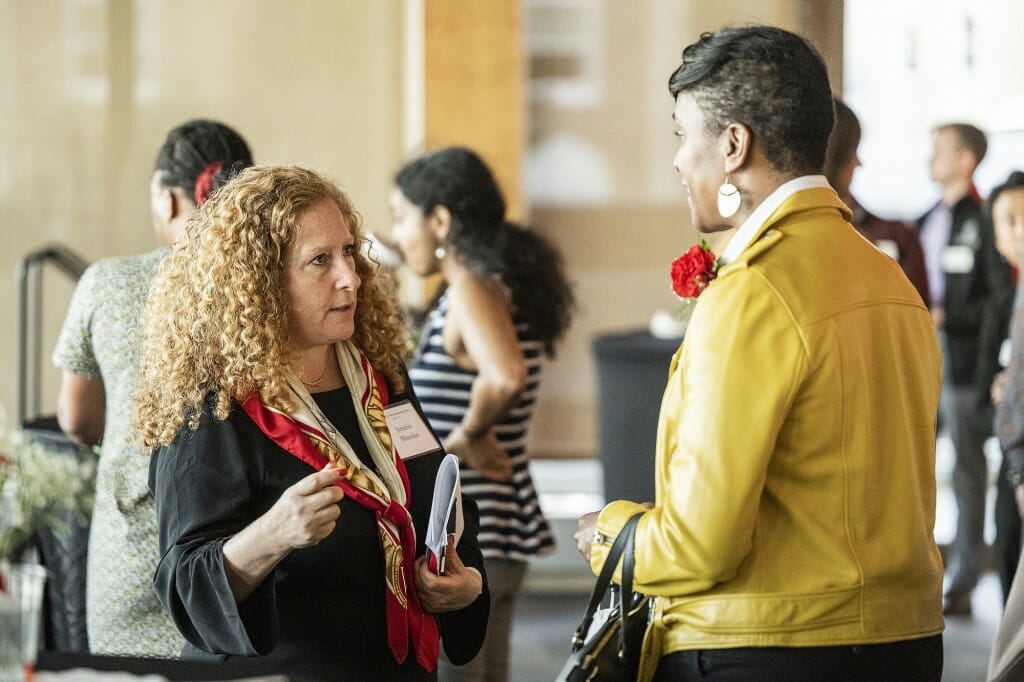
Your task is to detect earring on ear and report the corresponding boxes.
[434,245,447,260]
[717,176,740,218]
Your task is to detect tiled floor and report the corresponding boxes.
[941,572,1002,682]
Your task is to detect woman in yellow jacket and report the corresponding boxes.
[576,25,944,681]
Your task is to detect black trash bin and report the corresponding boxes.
[591,330,681,505]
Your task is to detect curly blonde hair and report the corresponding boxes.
[135,165,408,448]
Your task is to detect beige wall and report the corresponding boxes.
[1,0,406,421]
[1,0,844,458]
[526,1,844,457]
[424,0,524,218]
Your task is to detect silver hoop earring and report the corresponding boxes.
[434,245,447,260]
[717,178,740,218]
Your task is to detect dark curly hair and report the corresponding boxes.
[668,25,835,175]
[395,147,575,357]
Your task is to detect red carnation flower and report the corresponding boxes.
[671,242,719,300]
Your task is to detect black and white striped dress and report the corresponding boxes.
[409,292,555,561]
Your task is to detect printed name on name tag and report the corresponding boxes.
[383,400,443,460]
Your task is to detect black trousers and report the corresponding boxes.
[994,457,1023,603]
[652,634,943,681]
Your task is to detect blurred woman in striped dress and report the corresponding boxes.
[389,147,575,682]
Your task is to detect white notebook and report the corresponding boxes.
[425,453,464,574]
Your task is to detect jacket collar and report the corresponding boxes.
[720,175,835,264]
[720,180,852,270]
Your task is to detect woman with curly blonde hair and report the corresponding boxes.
[136,165,488,681]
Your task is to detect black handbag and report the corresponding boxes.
[557,512,651,681]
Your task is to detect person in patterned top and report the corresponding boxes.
[52,119,252,656]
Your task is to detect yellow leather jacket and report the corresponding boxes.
[593,188,944,656]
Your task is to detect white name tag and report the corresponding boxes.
[875,239,899,260]
[1000,338,1013,369]
[384,400,442,460]
[942,245,975,274]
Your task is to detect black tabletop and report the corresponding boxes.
[36,650,288,681]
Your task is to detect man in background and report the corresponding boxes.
[916,122,1004,617]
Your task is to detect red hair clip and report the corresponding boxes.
[194,161,224,205]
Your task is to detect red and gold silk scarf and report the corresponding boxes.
[241,342,439,671]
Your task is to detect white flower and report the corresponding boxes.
[0,409,96,560]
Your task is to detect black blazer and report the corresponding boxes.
[916,194,1007,389]
[975,239,1016,431]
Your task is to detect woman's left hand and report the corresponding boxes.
[414,534,483,613]
[574,511,599,562]
[574,503,652,563]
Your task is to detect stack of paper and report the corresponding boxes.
[425,454,464,574]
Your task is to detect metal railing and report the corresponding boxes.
[17,246,89,426]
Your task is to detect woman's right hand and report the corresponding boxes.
[223,465,345,602]
[446,427,513,481]
[262,465,346,550]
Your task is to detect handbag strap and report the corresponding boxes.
[572,511,645,649]
[617,510,641,662]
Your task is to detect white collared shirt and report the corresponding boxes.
[719,175,832,265]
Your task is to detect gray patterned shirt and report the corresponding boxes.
[53,248,183,657]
